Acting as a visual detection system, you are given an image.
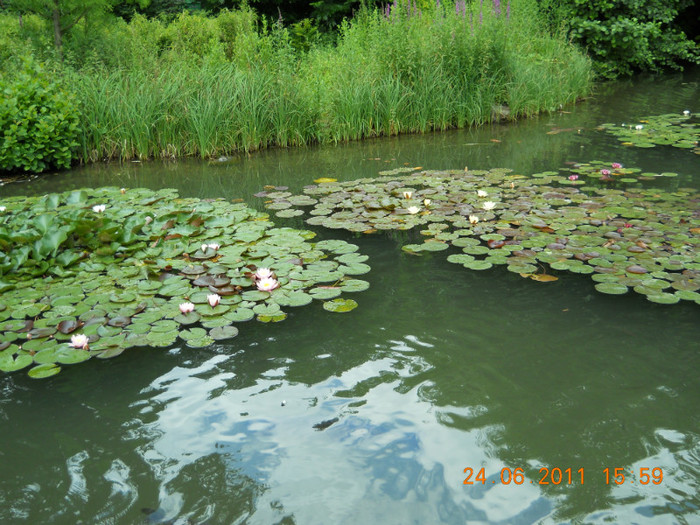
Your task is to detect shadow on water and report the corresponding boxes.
[0,69,699,524]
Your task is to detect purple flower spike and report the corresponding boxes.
[506,1,511,20]
[494,0,501,17]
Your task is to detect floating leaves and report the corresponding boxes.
[0,187,370,378]
[599,112,699,155]
[258,165,699,309]
[323,298,359,313]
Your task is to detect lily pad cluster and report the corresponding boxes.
[0,188,370,378]
[599,112,699,154]
[258,166,700,306]
[557,161,679,185]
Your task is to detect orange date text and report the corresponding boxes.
[463,467,585,485]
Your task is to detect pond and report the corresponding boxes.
[1,70,698,524]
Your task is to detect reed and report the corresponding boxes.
[6,0,591,164]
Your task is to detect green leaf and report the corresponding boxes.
[323,299,358,313]
[28,363,61,379]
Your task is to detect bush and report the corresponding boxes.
[0,58,81,173]
[539,0,699,78]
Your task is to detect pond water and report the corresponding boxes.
[1,71,699,524]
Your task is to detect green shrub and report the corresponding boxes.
[539,0,699,78]
[0,58,81,173]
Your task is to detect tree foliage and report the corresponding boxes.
[4,0,115,59]
[540,0,699,77]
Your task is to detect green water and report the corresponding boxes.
[1,71,699,524]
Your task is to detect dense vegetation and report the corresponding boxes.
[538,0,699,78]
[0,1,592,172]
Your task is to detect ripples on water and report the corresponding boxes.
[1,70,699,524]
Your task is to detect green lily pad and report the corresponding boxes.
[340,280,370,293]
[322,299,358,313]
[28,363,61,378]
[56,347,91,365]
[646,293,680,305]
[594,282,628,295]
[225,307,255,322]
[0,350,33,372]
[257,312,288,322]
[209,325,239,340]
[464,260,493,271]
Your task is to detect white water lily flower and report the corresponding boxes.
[207,243,220,251]
[92,204,106,213]
[469,215,479,225]
[683,110,690,116]
[179,302,195,314]
[207,294,221,307]
[257,277,279,292]
[0,206,6,212]
[477,190,488,197]
[635,124,643,130]
[423,199,431,206]
[70,334,89,349]
[255,267,274,280]
[402,191,413,199]
[145,216,153,225]
[482,201,496,211]
[120,188,126,194]
[201,243,209,252]
[407,206,421,215]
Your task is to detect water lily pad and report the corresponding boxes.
[323,299,358,313]
[340,280,370,293]
[594,282,628,295]
[464,260,493,271]
[646,293,680,305]
[0,350,33,372]
[209,325,239,340]
[309,287,343,300]
[55,347,91,365]
[257,312,288,322]
[274,291,314,306]
[27,363,61,378]
[225,307,255,322]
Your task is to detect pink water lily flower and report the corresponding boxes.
[254,267,274,280]
[70,334,89,350]
[256,277,280,292]
[207,294,221,307]
[600,169,611,176]
[179,302,195,314]
[568,175,578,181]
[611,163,622,169]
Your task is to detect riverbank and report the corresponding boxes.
[0,0,591,171]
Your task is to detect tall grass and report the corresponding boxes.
[2,0,592,164]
